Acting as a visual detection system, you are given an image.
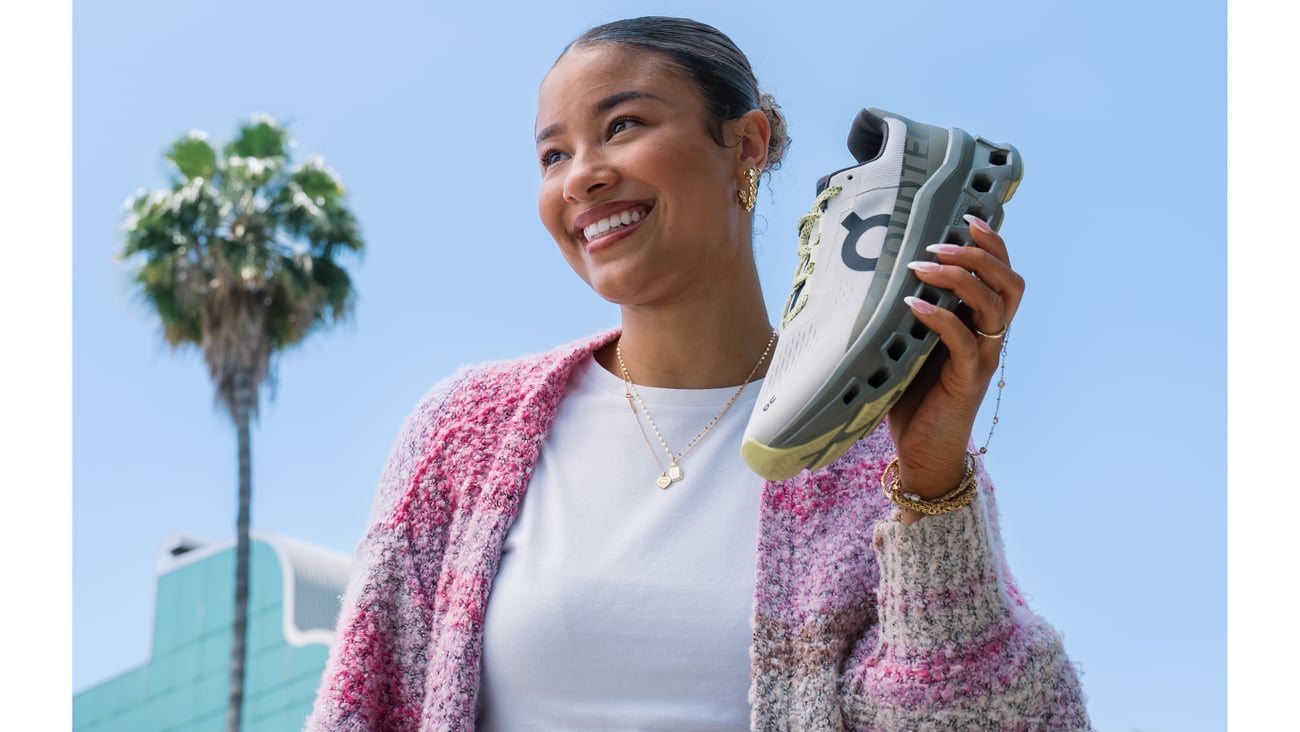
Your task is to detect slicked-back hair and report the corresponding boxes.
[563,16,789,171]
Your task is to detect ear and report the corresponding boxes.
[731,108,771,175]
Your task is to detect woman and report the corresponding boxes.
[307,16,1090,731]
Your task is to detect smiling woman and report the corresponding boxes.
[305,16,1091,732]
[534,42,773,336]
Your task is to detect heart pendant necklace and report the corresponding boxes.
[616,332,775,490]
[654,463,684,489]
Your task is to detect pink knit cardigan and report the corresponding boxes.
[306,331,1090,730]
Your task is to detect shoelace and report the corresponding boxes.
[781,185,843,327]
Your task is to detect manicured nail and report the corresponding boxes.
[907,261,941,274]
[963,214,993,233]
[926,243,963,255]
[904,296,936,314]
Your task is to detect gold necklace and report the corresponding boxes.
[616,330,777,489]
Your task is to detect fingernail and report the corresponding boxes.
[926,243,963,255]
[907,261,940,274]
[963,214,993,233]
[904,296,936,314]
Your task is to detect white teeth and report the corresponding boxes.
[582,209,644,241]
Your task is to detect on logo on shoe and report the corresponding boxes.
[840,212,890,272]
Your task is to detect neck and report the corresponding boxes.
[596,276,775,389]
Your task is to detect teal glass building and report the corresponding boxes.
[73,533,350,732]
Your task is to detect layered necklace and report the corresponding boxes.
[616,330,777,489]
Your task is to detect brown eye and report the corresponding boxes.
[608,117,640,136]
[540,149,568,168]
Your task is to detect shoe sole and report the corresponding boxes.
[742,109,1022,480]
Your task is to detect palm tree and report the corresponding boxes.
[120,115,363,732]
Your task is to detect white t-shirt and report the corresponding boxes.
[477,355,765,731]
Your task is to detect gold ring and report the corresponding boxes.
[976,324,1007,340]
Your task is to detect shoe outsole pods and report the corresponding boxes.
[741,107,1023,481]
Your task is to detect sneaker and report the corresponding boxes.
[741,107,1023,481]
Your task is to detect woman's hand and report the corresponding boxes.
[885,215,1024,517]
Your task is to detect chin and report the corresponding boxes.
[583,275,649,307]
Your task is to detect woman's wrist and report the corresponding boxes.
[896,460,966,501]
[886,452,978,525]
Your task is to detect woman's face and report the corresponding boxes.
[536,44,752,307]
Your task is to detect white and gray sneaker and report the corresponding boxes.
[741,107,1023,481]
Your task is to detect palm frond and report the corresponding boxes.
[119,114,363,418]
[225,115,291,160]
[166,131,217,181]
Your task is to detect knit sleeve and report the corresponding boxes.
[751,432,1091,730]
[846,457,1091,730]
[304,374,466,732]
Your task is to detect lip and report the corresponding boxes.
[572,200,653,248]
[583,216,644,254]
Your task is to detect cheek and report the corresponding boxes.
[537,179,567,243]
[537,179,590,282]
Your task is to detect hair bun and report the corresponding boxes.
[759,92,790,172]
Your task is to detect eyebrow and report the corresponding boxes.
[535,90,666,144]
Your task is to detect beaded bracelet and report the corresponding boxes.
[881,452,979,515]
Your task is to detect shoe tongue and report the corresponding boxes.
[847,108,887,163]
[815,172,833,195]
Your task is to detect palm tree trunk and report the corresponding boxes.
[225,366,253,732]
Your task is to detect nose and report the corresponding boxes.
[563,147,616,202]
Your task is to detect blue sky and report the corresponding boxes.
[26,0,1246,728]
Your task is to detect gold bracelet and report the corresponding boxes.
[881,452,979,515]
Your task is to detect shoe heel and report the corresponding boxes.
[965,137,1023,230]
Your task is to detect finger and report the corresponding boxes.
[922,243,1025,325]
[906,260,1007,336]
[902,295,983,381]
[963,214,1010,266]
[961,214,1025,319]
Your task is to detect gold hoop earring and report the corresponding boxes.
[738,168,759,212]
